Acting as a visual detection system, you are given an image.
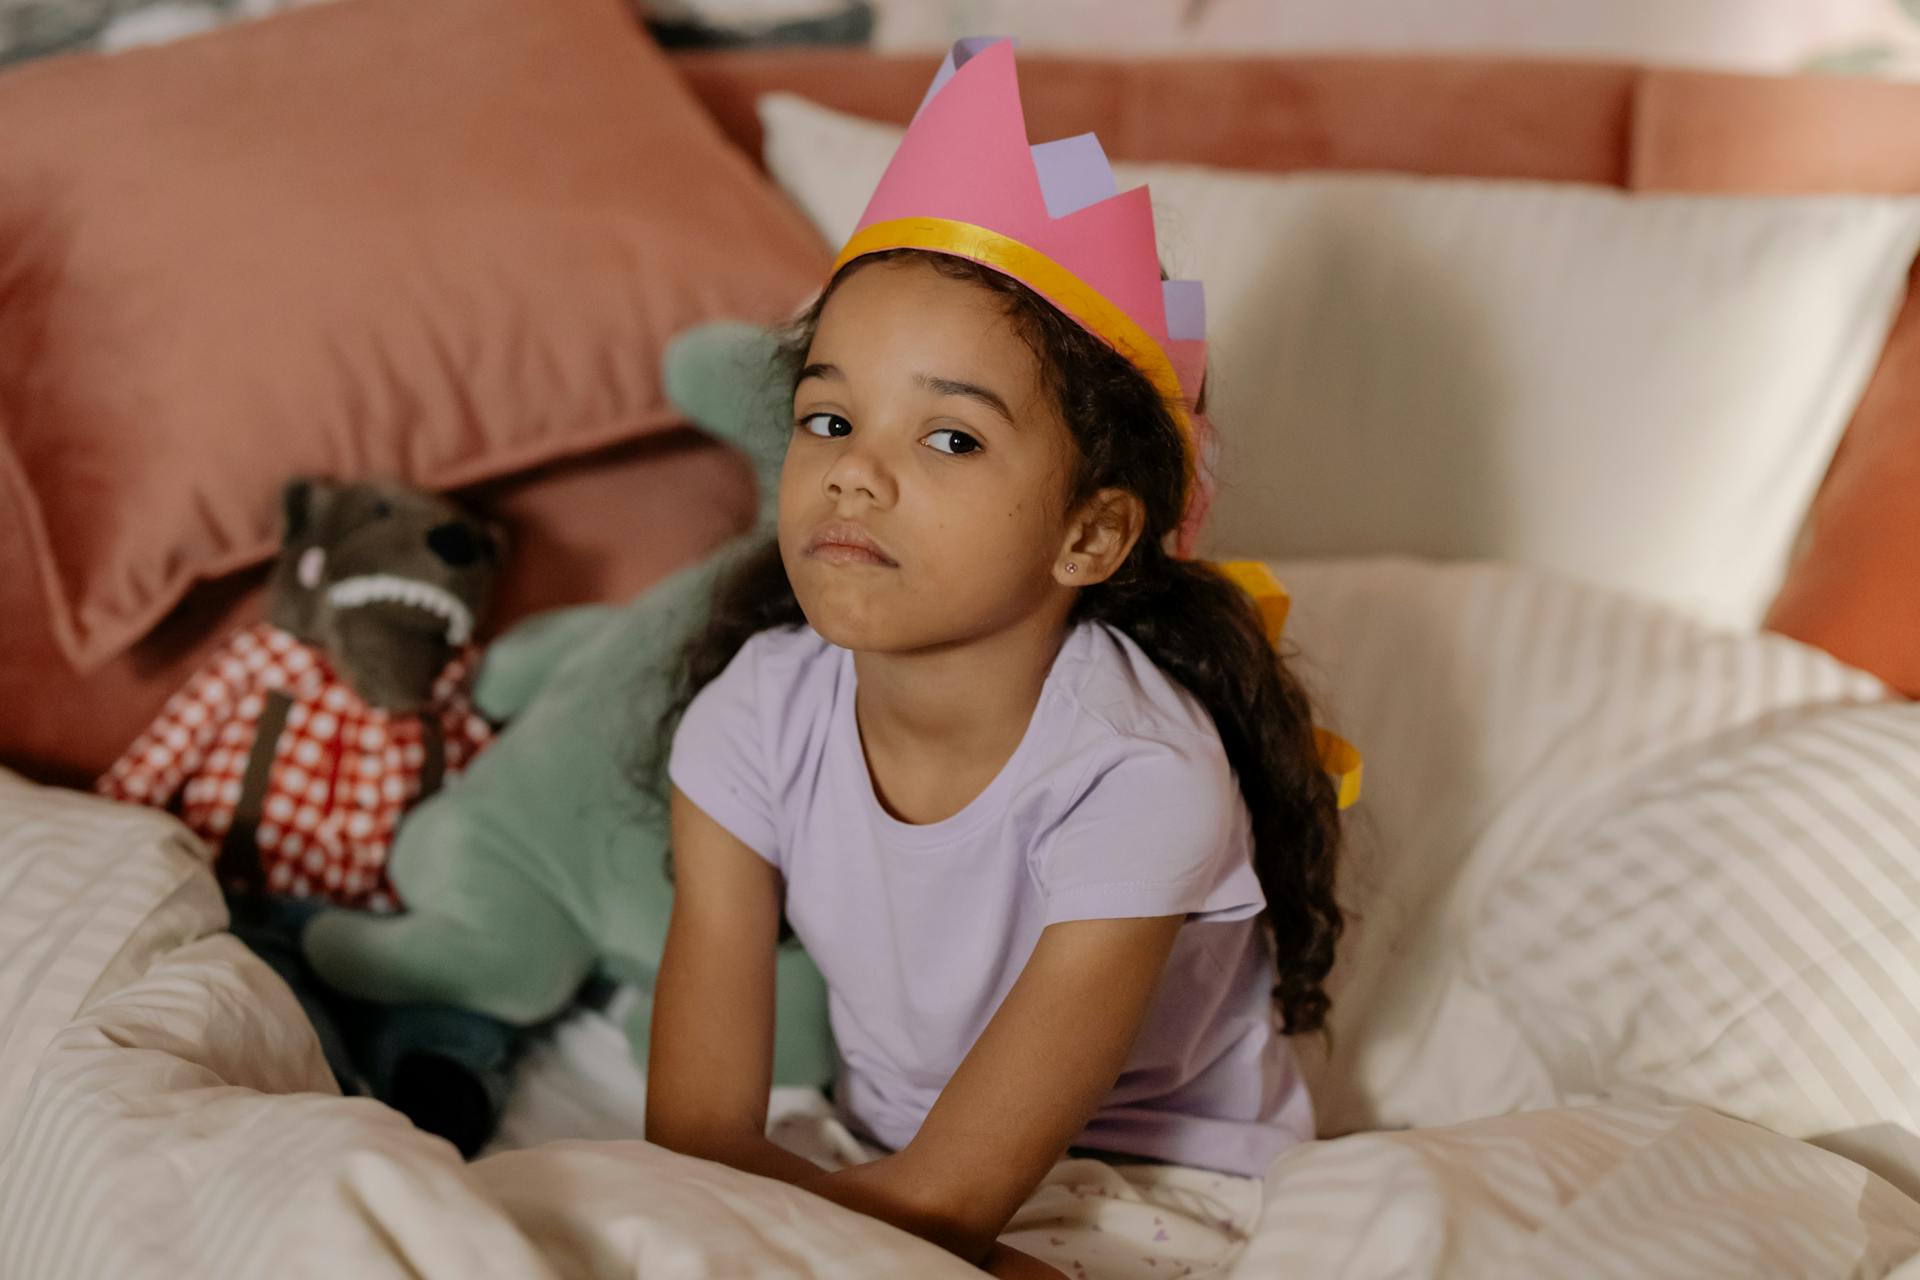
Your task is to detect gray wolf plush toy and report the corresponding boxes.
[100,478,515,1156]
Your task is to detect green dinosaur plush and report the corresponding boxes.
[302,322,833,1088]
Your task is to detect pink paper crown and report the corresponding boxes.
[830,37,1213,540]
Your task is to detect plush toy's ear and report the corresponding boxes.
[662,322,788,513]
[282,477,342,544]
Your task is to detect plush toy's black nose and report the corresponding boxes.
[427,522,481,567]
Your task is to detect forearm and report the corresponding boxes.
[648,791,805,1181]
[798,1152,1005,1263]
[651,1116,1031,1270]
[656,1120,1005,1265]
[984,1243,1069,1280]
[649,1120,825,1186]
[795,1160,1064,1277]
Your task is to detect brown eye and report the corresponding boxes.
[799,413,851,439]
[923,428,981,456]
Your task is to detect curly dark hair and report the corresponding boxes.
[659,249,1344,1035]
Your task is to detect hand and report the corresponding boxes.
[801,1155,979,1254]
[983,1242,1069,1279]
[802,1160,1067,1276]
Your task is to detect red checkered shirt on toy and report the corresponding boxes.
[97,623,493,911]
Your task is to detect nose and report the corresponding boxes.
[426,522,481,567]
[823,442,896,509]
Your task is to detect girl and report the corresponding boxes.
[646,41,1342,1279]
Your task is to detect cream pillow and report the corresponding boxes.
[1258,557,1887,1137]
[864,0,1920,73]
[759,93,1920,629]
[1474,697,1920,1167]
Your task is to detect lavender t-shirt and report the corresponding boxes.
[667,620,1313,1176]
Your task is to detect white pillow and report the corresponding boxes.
[865,0,1920,73]
[1474,697,1920,1167]
[1247,557,1889,1137]
[759,92,1920,629]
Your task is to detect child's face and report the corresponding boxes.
[779,258,1081,654]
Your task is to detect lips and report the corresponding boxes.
[805,521,898,568]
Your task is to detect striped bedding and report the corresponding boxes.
[1268,557,1898,1137]
[3,556,1919,1278]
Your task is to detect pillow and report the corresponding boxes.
[1,1,324,67]
[0,0,829,672]
[0,0,207,66]
[1240,557,1889,1137]
[1475,697,1920,1164]
[95,1,336,56]
[758,93,1920,629]
[865,0,1920,74]
[643,0,873,48]
[1764,279,1920,697]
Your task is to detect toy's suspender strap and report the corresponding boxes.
[218,689,293,892]
[219,695,447,894]
[418,718,446,803]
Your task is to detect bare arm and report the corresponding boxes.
[652,786,1178,1275]
[645,787,822,1185]
[806,914,1185,1264]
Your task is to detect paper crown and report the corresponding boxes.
[830,37,1209,499]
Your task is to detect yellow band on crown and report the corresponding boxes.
[833,216,1196,497]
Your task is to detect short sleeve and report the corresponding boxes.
[1035,734,1265,927]
[667,638,781,868]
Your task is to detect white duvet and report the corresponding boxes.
[5,557,1920,1279]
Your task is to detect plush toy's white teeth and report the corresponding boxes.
[326,575,474,645]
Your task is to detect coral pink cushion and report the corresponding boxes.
[0,0,827,672]
[1628,70,1920,697]
[1764,268,1920,698]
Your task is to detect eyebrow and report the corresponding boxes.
[914,372,1016,427]
[796,362,1016,428]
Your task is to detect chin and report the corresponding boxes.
[793,580,906,652]
[804,613,886,652]
[789,569,939,657]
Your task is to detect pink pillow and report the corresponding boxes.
[0,0,828,671]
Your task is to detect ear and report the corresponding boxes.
[1053,488,1145,587]
[280,477,342,544]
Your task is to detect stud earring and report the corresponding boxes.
[1064,562,1078,575]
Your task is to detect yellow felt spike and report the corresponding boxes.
[1215,560,1291,646]
[1315,728,1364,809]
[1214,560,1363,809]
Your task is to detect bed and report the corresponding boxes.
[5,0,1920,1275]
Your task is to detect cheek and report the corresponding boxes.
[778,445,809,497]
[919,485,1060,582]
[777,451,820,527]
